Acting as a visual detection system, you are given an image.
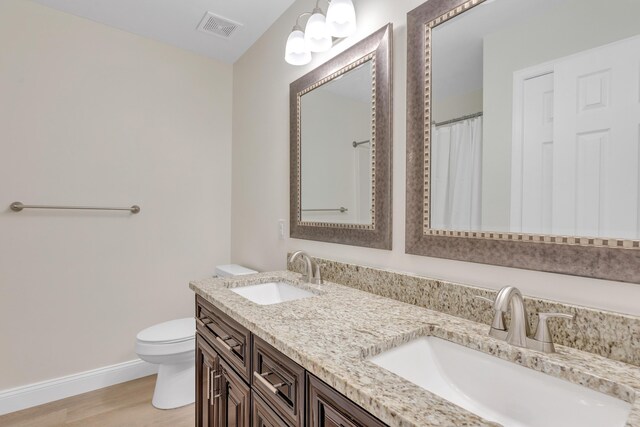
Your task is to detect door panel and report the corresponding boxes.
[197,334,220,427]
[513,35,640,239]
[519,72,555,234]
[220,359,250,427]
[554,35,640,238]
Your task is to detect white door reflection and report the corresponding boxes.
[511,35,640,239]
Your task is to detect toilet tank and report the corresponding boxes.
[214,264,257,277]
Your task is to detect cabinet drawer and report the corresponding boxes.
[252,391,292,427]
[252,336,305,427]
[307,373,387,427]
[196,295,251,382]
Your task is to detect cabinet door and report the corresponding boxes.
[220,358,251,427]
[307,374,387,427]
[252,391,291,427]
[197,334,221,427]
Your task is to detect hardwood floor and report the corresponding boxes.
[0,375,194,427]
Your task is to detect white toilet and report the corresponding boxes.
[135,264,257,409]
[135,318,196,409]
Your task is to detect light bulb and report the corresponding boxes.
[285,29,311,65]
[326,0,356,38]
[304,9,332,52]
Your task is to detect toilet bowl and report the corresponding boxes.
[135,318,195,409]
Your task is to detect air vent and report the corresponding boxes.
[197,12,242,39]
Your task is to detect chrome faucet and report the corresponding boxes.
[476,286,573,353]
[288,251,323,285]
[494,286,530,347]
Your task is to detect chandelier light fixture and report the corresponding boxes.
[284,0,357,66]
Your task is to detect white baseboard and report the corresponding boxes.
[0,359,158,415]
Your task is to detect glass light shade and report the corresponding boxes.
[304,11,332,52]
[326,0,356,38]
[285,29,311,65]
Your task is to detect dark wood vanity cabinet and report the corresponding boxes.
[195,296,387,427]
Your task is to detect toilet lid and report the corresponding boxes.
[136,318,195,344]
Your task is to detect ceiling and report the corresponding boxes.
[30,0,298,63]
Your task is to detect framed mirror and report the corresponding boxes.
[406,0,640,282]
[290,24,392,249]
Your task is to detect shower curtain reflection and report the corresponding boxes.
[431,116,483,230]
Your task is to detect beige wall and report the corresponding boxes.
[301,89,371,224]
[231,0,640,316]
[432,89,482,124]
[0,0,232,389]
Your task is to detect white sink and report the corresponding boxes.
[230,282,315,305]
[369,336,631,427]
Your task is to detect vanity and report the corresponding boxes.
[191,268,640,427]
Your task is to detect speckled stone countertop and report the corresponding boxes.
[190,271,640,427]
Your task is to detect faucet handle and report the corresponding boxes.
[312,262,323,284]
[533,313,573,344]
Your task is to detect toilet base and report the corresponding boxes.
[151,360,195,409]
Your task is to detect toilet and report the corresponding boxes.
[135,264,257,409]
[135,318,196,409]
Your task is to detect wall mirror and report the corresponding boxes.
[406,0,640,282]
[290,24,392,249]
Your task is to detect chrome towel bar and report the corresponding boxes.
[302,207,348,213]
[352,139,370,148]
[10,201,140,214]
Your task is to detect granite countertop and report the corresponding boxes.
[190,271,640,427]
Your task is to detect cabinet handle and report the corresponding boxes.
[254,371,280,395]
[209,368,222,406]
[196,316,213,327]
[209,369,217,405]
[213,368,223,399]
[205,366,210,400]
[216,336,233,352]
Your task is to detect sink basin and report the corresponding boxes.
[230,282,315,305]
[369,336,631,427]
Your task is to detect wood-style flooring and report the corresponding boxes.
[0,375,194,427]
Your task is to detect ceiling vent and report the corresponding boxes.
[197,12,242,39]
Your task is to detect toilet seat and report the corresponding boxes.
[136,318,195,344]
[135,318,195,357]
